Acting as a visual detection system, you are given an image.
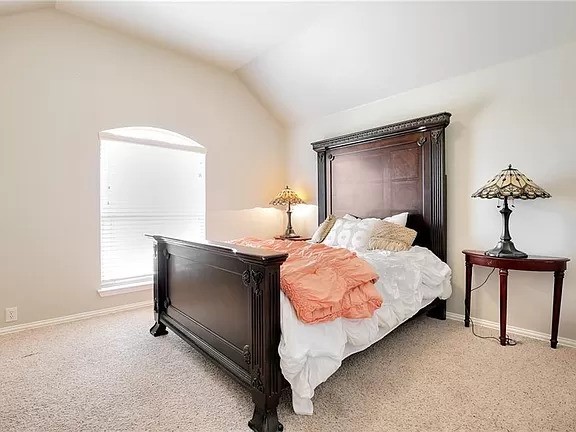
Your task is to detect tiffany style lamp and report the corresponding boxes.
[472,165,551,258]
[270,186,306,239]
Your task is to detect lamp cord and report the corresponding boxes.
[465,268,517,346]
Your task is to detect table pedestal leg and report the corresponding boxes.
[499,269,508,346]
[550,270,565,349]
[465,262,472,327]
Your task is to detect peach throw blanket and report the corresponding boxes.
[232,238,382,324]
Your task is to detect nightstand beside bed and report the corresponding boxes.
[463,250,569,348]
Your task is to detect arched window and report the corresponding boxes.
[99,127,205,294]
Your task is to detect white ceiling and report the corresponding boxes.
[0,1,53,16]
[56,1,333,70]
[238,1,576,123]
[5,1,576,124]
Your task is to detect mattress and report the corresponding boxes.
[278,246,452,415]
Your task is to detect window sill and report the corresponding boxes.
[98,282,152,297]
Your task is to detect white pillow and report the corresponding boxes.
[342,212,408,227]
[385,212,408,227]
[322,218,380,251]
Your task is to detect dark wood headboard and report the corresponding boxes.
[311,113,451,262]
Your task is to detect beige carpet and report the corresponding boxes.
[0,309,574,432]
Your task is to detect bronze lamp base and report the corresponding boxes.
[485,240,527,258]
[278,205,300,239]
[485,197,528,259]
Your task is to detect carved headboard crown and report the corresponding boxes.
[311,112,451,262]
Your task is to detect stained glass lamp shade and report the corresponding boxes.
[270,186,305,238]
[472,165,551,258]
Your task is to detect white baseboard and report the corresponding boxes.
[0,301,153,336]
[446,312,576,348]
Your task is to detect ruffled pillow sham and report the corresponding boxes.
[322,217,380,251]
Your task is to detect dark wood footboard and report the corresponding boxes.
[147,235,288,432]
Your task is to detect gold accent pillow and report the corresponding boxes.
[311,215,337,243]
[368,220,417,251]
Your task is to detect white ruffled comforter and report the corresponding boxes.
[278,246,452,415]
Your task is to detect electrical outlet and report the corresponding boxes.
[5,307,17,323]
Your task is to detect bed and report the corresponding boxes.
[148,112,452,432]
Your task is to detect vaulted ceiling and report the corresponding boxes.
[4,1,576,124]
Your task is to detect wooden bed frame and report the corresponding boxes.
[148,112,451,432]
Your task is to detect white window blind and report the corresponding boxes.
[100,134,205,288]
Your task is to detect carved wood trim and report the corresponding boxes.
[242,268,264,296]
[311,112,451,150]
[267,267,282,396]
[249,264,283,401]
[152,242,159,314]
[252,367,264,392]
[251,269,263,296]
[429,128,447,261]
[431,129,441,145]
[242,270,251,287]
[243,344,251,365]
[317,151,327,222]
[154,242,169,315]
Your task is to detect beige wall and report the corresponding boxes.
[287,41,576,341]
[0,10,286,329]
